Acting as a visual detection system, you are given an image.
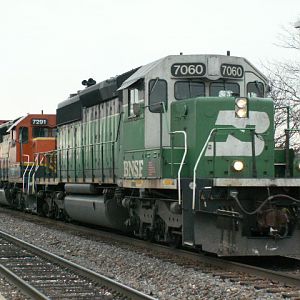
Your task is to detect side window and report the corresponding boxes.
[19,127,28,144]
[128,88,139,116]
[149,79,167,113]
[51,128,57,137]
[247,81,264,98]
[128,79,144,117]
[175,81,205,100]
[210,82,240,97]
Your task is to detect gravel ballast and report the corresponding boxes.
[0,209,296,300]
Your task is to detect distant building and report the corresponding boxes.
[0,120,8,125]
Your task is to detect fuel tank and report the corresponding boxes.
[64,195,128,231]
[64,184,97,194]
[0,189,10,206]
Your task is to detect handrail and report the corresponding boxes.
[51,112,122,180]
[284,128,300,177]
[33,128,122,157]
[29,132,120,180]
[275,106,290,130]
[22,155,30,193]
[27,155,39,194]
[32,155,44,194]
[192,127,257,210]
[192,128,217,210]
[170,131,187,205]
[161,102,188,205]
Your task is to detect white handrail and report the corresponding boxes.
[22,155,30,193]
[192,127,256,210]
[32,155,44,194]
[170,131,187,205]
[27,155,39,194]
[192,129,216,210]
[161,103,188,205]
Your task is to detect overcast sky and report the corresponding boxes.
[0,0,299,120]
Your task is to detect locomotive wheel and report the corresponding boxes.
[53,203,60,219]
[19,195,25,212]
[169,233,182,248]
[40,201,49,217]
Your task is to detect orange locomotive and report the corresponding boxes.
[0,114,56,207]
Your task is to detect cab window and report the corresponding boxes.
[175,81,205,100]
[247,81,264,97]
[210,82,240,97]
[129,88,139,116]
[19,127,28,144]
[32,127,55,138]
[149,79,167,113]
[128,80,144,117]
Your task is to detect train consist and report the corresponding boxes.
[0,54,299,256]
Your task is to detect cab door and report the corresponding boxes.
[144,78,169,149]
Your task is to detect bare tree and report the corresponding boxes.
[265,23,300,150]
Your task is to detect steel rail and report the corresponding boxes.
[61,221,300,288]
[131,240,300,288]
[0,207,299,290]
[0,229,157,300]
[39,214,300,288]
[210,256,300,288]
[129,241,300,288]
[0,264,49,300]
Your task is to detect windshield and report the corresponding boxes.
[175,81,205,100]
[210,82,240,97]
[247,81,264,97]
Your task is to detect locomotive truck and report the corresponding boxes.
[0,54,299,256]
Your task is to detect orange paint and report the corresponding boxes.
[13,114,56,164]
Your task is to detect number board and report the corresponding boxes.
[171,63,206,77]
[31,119,48,125]
[220,64,244,78]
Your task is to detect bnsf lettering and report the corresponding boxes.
[124,160,143,178]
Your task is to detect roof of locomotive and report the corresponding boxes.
[56,54,268,126]
[118,57,164,90]
[57,67,139,110]
[56,67,139,125]
[0,119,14,136]
[118,54,268,91]
[6,114,56,133]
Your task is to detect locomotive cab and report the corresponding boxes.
[0,114,56,207]
[7,114,56,178]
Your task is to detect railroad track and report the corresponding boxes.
[0,229,156,300]
[43,216,300,288]
[0,206,300,298]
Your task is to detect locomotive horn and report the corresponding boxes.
[87,78,96,86]
[82,78,96,87]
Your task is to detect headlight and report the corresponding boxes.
[236,98,247,108]
[236,108,248,118]
[232,160,244,172]
[235,97,248,118]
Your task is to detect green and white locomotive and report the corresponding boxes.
[7,54,300,256]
